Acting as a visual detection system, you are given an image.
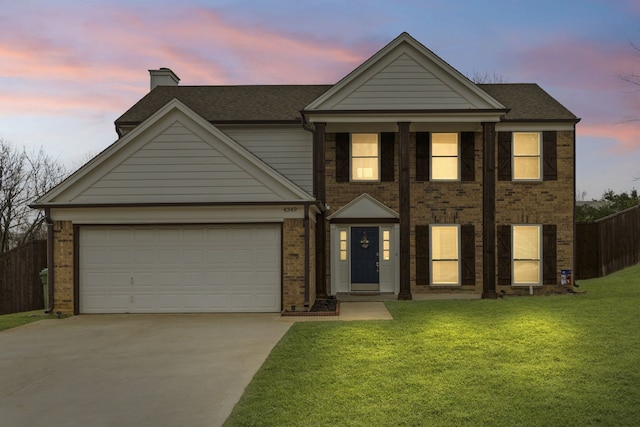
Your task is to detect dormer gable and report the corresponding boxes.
[305,32,506,119]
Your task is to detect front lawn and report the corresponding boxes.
[0,310,49,332]
[225,264,640,426]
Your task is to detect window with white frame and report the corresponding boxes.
[513,132,541,180]
[339,230,348,261]
[382,230,390,261]
[512,225,542,285]
[351,133,379,181]
[431,133,459,180]
[430,225,460,285]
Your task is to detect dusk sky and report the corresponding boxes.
[1,0,639,199]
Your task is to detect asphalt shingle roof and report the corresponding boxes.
[115,82,579,128]
[116,85,332,125]
[479,83,579,122]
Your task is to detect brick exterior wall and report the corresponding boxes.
[52,221,74,314]
[282,218,313,310]
[322,130,575,296]
[495,130,575,294]
[410,132,484,295]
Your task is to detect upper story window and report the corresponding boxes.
[431,133,459,180]
[512,225,542,285]
[513,132,541,180]
[351,133,379,181]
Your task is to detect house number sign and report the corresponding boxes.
[284,207,298,212]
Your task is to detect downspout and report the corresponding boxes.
[303,202,310,308]
[44,208,54,313]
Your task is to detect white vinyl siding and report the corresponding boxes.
[221,125,313,193]
[72,122,300,203]
[79,224,281,313]
[333,53,476,110]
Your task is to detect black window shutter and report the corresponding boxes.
[497,225,512,286]
[543,131,557,181]
[416,132,430,181]
[381,132,395,182]
[461,132,475,182]
[335,133,350,182]
[543,225,557,284]
[461,224,475,285]
[415,225,430,285]
[498,132,512,181]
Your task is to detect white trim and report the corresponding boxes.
[429,224,462,287]
[307,112,504,124]
[350,133,381,182]
[496,122,575,132]
[430,132,461,182]
[329,223,398,295]
[49,205,309,224]
[512,132,543,182]
[511,224,543,287]
[327,193,399,220]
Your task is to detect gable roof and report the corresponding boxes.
[305,32,505,112]
[35,99,314,207]
[113,33,578,134]
[327,193,399,220]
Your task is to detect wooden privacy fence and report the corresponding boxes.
[0,240,47,315]
[576,204,640,279]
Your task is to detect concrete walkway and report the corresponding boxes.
[279,301,393,322]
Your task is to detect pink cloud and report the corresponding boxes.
[0,4,374,122]
[580,122,640,154]
[513,37,637,92]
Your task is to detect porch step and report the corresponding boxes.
[337,292,396,302]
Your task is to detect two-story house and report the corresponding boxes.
[33,33,579,314]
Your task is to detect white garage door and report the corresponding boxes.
[79,224,281,313]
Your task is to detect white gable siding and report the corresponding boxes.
[71,122,295,203]
[332,53,474,110]
[220,125,313,193]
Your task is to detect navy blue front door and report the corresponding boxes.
[351,227,379,284]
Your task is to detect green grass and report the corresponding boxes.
[225,264,640,426]
[0,310,50,332]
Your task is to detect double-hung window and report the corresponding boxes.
[351,133,379,181]
[512,225,542,285]
[431,133,459,180]
[513,132,541,180]
[430,225,460,285]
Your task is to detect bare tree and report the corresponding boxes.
[620,41,640,124]
[620,41,640,180]
[469,69,508,84]
[0,139,68,252]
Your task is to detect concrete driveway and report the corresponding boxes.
[0,314,292,427]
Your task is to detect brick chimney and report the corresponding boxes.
[149,68,180,90]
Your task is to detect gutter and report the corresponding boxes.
[44,208,54,314]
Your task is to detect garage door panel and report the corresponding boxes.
[80,225,281,313]
[108,229,133,244]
